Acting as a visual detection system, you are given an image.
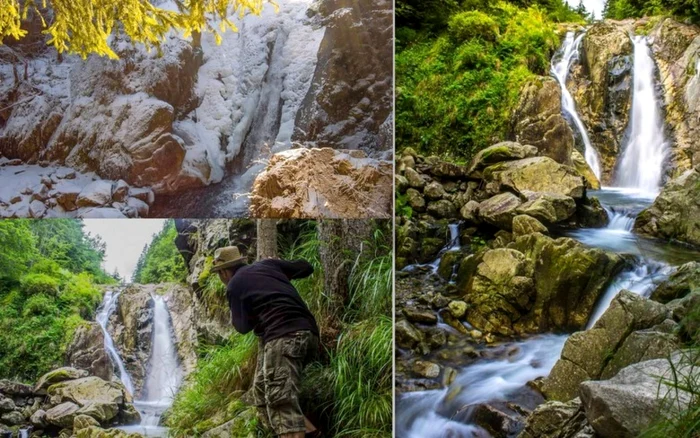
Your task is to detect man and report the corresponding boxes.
[211,246,320,438]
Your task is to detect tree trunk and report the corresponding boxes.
[317,219,373,320]
[256,219,278,260]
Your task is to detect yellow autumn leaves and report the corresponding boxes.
[0,0,271,59]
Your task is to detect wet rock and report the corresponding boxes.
[478,192,522,230]
[483,157,585,199]
[403,307,438,325]
[512,215,548,237]
[469,401,528,438]
[45,402,81,428]
[249,148,392,218]
[580,352,695,438]
[651,261,700,303]
[413,361,440,379]
[35,367,89,394]
[469,142,539,175]
[437,251,461,280]
[634,165,700,247]
[395,319,423,350]
[76,181,113,208]
[448,301,467,319]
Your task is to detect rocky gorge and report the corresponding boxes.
[395,15,700,438]
[0,0,393,218]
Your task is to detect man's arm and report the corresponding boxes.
[227,282,253,334]
[269,259,314,280]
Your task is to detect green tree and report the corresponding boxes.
[133,220,187,284]
[0,0,269,59]
[0,220,37,285]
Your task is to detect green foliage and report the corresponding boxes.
[397,1,563,160]
[448,11,500,43]
[132,220,187,284]
[167,221,393,438]
[395,193,414,219]
[330,316,392,438]
[166,332,259,437]
[0,219,108,382]
[605,0,700,23]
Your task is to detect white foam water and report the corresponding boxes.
[96,289,135,396]
[615,36,669,194]
[552,31,602,180]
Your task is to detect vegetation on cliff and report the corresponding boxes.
[132,220,188,284]
[166,221,392,438]
[0,220,114,382]
[396,0,586,160]
[604,0,699,23]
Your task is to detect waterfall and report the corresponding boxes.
[447,223,461,251]
[615,36,669,194]
[96,289,135,395]
[138,295,183,429]
[552,31,602,180]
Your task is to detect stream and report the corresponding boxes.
[396,31,700,438]
[97,289,183,437]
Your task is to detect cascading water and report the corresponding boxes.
[615,36,669,194]
[552,31,602,180]
[123,295,183,437]
[96,289,135,395]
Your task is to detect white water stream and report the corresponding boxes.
[552,31,602,180]
[615,36,670,194]
[98,290,183,437]
[398,38,690,432]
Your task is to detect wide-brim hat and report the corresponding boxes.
[210,246,246,272]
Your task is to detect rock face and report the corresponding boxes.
[249,148,392,218]
[65,322,113,382]
[634,165,700,247]
[580,352,695,437]
[293,0,393,153]
[542,290,672,401]
[511,78,575,166]
[462,233,624,336]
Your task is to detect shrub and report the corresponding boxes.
[22,294,59,317]
[448,11,500,43]
[20,273,60,296]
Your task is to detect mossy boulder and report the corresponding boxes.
[478,192,523,230]
[571,149,601,190]
[650,261,700,303]
[543,291,670,401]
[483,157,586,199]
[46,402,81,428]
[468,141,538,175]
[47,377,126,407]
[516,192,576,225]
[634,166,700,247]
[35,367,89,394]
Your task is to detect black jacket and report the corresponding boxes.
[226,259,319,343]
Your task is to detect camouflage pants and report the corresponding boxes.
[247,330,318,436]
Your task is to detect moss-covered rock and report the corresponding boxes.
[634,166,700,247]
[651,261,700,303]
[34,367,89,394]
[484,157,586,199]
[478,192,523,230]
[516,192,576,225]
[468,141,539,175]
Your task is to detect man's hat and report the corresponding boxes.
[210,246,246,272]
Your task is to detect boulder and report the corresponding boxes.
[76,402,119,422]
[478,192,522,230]
[76,181,113,208]
[412,361,440,379]
[448,300,467,319]
[483,157,585,199]
[516,192,577,224]
[395,319,423,350]
[571,150,600,190]
[424,181,447,200]
[0,395,15,413]
[0,380,33,396]
[404,167,426,189]
[580,352,695,438]
[427,199,458,219]
[73,414,100,431]
[600,329,679,380]
[249,148,392,218]
[543,291,670,401]
[468,142,538,174]
[30,408,47,428]
[47,377,126,406]
[35,367,89,393]
[463,248,535,335]
[45,401,81,428]
[460,200,481,224]
[403,307,438,325]
[28,199,47,218]
[634,166,700,247]
[1,410,24,425]
[55,182,83,211]
[518,398,592,438]
[512,215,548,237]
[651,261,700,303]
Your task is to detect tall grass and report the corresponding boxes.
[347,227,393,322]
[166,333,258,437]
